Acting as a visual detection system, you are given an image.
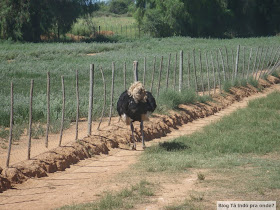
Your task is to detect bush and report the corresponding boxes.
[70,17,95,37]
[157,89,196,110]
[248,77,259,88]
[223,80,233,93]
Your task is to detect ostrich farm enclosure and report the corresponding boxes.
[0,36,280,209]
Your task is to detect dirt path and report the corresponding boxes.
[0,84,280,210]
[0,121,89,168]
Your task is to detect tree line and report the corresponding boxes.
[1,0,279,42]
[135,0,280,38]
[0,0,99,41]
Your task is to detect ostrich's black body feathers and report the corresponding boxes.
[117,90,156,123]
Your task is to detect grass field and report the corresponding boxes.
[70,15,141,39]
[137,91,280,208]
[0,36,279,139]
[59,90,280,209]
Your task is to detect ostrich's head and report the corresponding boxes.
[128,81,147,103]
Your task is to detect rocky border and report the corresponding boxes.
[0,75,279,193]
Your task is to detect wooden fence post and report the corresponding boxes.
[261,47,269,71]
[150,56,156,93]
[143,57,146,86]
[173,53,177,90]
[157,56,163,97]
[255,47,263,79]
[124,62,127,90]
[59,76,65,147]
[218,48,226,81]
[27,79,34,160]
[242,46,245,79]
[216,51,222,92]
[108,62,115,126]
[259,47,269,80]
[166,53,171,89]
[252,47,260,79]
[179,50,183,92]
[231,49,235,81]
[133,61,139,81]
[187,52,191,89]
[210,51,216,94]
[234,45,240,80]
[192,49,198,94]
[265,47,273,69]
[205,52,211,95]
[225,46,230,80]
[6,82,14,167]
[75,70,79,141]
[246,48,253,80]
[45,72,50,148]
[88,64,94,136]
[199,50,205,95]
[97,67,106,130]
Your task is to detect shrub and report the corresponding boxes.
[223,80,233,93]
[157,89,196,110]
[248,77,259,88]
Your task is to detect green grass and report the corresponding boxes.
[164,199,201,210]
[157,89,196,110]
[59,180,154,210]
[139,91,280,185]
[156,88,212,114]
[0,36,279,132]
[135,90,280,208]
[70,15,140,40]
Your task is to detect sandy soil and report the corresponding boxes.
[0,79,280,210]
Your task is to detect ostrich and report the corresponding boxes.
[117,81,157,150]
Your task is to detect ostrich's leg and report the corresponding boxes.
[130,122,136,150]
[140,121,146,149]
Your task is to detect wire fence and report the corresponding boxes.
[4,45,280,168]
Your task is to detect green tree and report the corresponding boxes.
[135,0,228,37]
[0,0,89,41]
[135,0,280,38]
[227,0,280,37]
[50,0,82,40]
[141,0,187,37]
[184,0,228,37]
[0,0,30,40]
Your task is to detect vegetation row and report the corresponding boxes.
[1,0,280,42]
